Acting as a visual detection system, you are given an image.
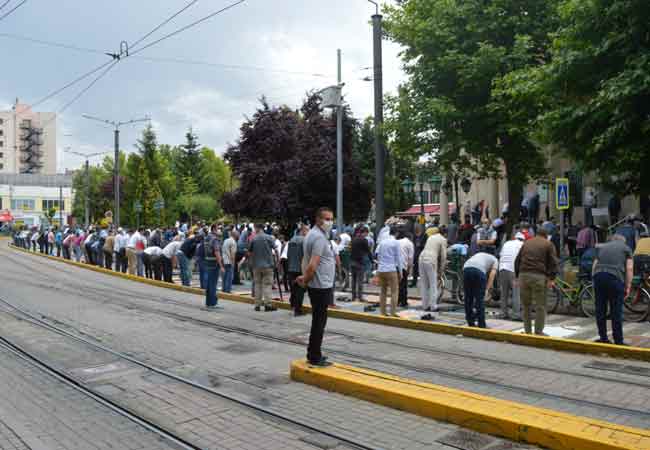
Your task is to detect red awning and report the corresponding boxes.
[397,203,456,217]
[0,210,13,222]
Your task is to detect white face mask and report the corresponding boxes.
[321,220,333,235]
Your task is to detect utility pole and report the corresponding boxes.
[369,1,385,232]
[82,114,149,228]
[64,148,109,229]
[59,185,63,228]
[336,49,344,235]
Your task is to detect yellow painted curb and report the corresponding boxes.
[8,243,650,362]
[291,359,650,450]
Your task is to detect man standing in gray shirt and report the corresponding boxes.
[592,234,633,345]
[297,207,336,366]
[248,224,278,312]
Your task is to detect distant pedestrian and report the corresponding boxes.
[103,231,115,270]
[178,233,197,286]
[515,228,559,336]
[375,227,403,317]
[204,225,224,310]
[248,223,278,312]
[463,252,498,328]
[114,228,129,273]
[222,230,238,293]
[297,207,336,366]
[287,225,309,315]
[498,232,524,320]
[161,237,182,283]
[397,231,414,307]
[592,235,633,345]
[577,223,597,261]
[615,216,638,253]
[418,227,447,314]
[350,227,373,302]
[410,225,427,288]
[143,245,163,280]
[609,195,622,225]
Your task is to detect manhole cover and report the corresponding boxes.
[437,430,495,450]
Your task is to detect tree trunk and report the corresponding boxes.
[504,160,523,238]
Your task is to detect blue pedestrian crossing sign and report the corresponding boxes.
[556,178,570,210]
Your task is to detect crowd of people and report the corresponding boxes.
[10,206,650,353]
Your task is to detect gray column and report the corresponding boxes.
[440,177,449,226]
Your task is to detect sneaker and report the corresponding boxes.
[307,357,332,367]
[264,305,278,312]
[254,306,261,312]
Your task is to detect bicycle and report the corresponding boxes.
[437,252,465,304]
[547,273,595,317]
[624,270,650,322]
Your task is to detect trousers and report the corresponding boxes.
[519,272,548,334]
[593,272,624,344]
[378,271,399,315]
[306,287,332,363]
[126,248,137,275]
[350,262,365,301]
[463,267,487,328]
[499,270,521,319]
[253,268,274,307]
[288,271,305,312]
[419,261,438,310]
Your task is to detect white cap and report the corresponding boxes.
[515,232,525,240]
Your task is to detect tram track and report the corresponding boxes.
[4,246,650,422]
[0,296,381,450]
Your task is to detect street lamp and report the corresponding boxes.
[401,178,415,194]
[442,178,453,197]
[64,148,110,228]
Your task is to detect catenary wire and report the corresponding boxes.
[129,0,200,50]
[128,0,245,57]
[0,0,26,22]
[0,0,12,12]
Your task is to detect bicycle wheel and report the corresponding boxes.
[579,283,596,318]
[546,286,562,314]
[437,273,447,304]
[624,287,650,322]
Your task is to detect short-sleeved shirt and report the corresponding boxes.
[594,240,633,283]
[203,234,222,268]
[248,233,275,270]
[222,237,237,265]
[287,235,305,273]
[303,226,336,289]
[463,252,498,275]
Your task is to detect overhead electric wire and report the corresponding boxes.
[129,0,200,50]
[0,0,12,12]
[56,61,120,116]
[0,0,26,23]
[128,0,246,57]
[0,32,104,54]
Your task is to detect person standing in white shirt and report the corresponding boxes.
[397,232,414,307]
[126,229,140,275]
[498,232,525,320]
[418,228,447,313]
[375,227,403,316]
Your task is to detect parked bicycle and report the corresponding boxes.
[624,269,650,322]
[547,272,595,317]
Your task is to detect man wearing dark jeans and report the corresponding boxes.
[350,228,373,301]
[297,207,336,367]
[592,234,633,345]
[462,252,498,328]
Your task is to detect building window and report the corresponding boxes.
[0,152,3,158]
[42,199,64,211]
[0,163,3,170]
[0,130,3,136]
[0,141,3,147]
[0,118,3,124]
[415,191,428,204]
[11,199,35,211]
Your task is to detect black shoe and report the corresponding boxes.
[254,306,261,312]
[308,357,331,367]
[294,309,304,317]
[264,305,277,312]
[594,338,612,344]
[420,313,435,321]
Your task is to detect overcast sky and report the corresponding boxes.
[1,0,405,172]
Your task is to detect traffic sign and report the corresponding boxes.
[556,178,570,211]
[134,201,143,213]
[153,199,165,210]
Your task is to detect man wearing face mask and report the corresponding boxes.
[297,207,336,367]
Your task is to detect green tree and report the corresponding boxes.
[197,147,230,199]
[531,0,650,198]
[384,0,560,225]
[178,128,201,182]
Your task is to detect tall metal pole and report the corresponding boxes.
[114,128,120,229]
[59,185,63,228]
[372,12,385,232]
[336,49,344,234]
[84,159,90,228]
